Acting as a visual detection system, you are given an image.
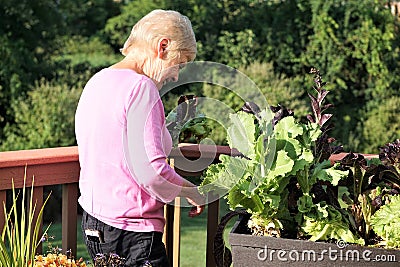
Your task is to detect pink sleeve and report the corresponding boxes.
[123,77,184,203]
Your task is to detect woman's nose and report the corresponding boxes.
[171,72,179,82]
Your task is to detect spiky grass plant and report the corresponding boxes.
[0,169,50,266]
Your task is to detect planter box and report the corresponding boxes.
[229,215,400,267]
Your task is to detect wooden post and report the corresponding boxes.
[206,194,219,267]
[173,197,181,267]
[164,202,175,266]
[62,183,78,258]
[30,186,44,255]
[169,157,181,267]
[0,190,6,236]
[164,158,181,266]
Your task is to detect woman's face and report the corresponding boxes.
[150,57,187,90]
[144,38,193,89]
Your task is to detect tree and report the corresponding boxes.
[298,0,399,152]
[1,80,82,151]
[0,0,63,140]
[0,0,121,148]
[1,0,398,154]
[360,96,400,153]
[56,0,120,37]
[103,0,166,50]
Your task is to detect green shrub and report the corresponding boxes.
[360,96,400,153]
[50,35,121,87]
[1,80,82,151]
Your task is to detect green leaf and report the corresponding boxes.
[300,149,314,163]
[268,150,295,178]
[301,203,365,245]
[301,123,321,145]
[227,184,264,214]
[312,161,349,186]
[260,194,281,212]
[199,155,250,195]
[298,194,313,213]
[274,116,303,140]
[227,111,257,158]
[258,108,275,135]
[337,186,352,209]
[371,195,400,248]
[289,148,314,177]
[276,138,302,159]
[226,186,246,209]
[323,168,349,186]
[254,134,266,163]
[0,171,51,266]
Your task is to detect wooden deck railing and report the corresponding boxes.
[0,144,239,267]
[0,145,377,266]
[0,146,80,257]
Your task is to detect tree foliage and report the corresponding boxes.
[0,0,398,153]
[103,0,166,50]
[57,0,120,37]
[361,96,400,153]
[0,0,121,148]
[0,0,63,138]
[1,80,82,151]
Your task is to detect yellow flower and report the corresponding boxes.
[59,254,68,265]
[33,252,87,267]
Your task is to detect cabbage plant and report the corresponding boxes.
[200,69,365,245]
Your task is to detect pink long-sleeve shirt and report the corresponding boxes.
[75,68,184,232]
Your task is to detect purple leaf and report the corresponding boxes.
[321,103,334,113]
[307,114,315,123]
[317,90,329,105]
[320,114,333,126]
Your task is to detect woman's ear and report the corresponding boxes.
[157,38,170,59]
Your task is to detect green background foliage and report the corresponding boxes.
[0,0,399,153]
[0,80,82,151]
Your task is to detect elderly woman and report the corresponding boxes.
[75,10,205,266]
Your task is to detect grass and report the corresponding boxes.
[43,199,235,266]
[44,217,90,262]
[179,198,236,266]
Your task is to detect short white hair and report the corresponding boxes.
[121,9,197,61]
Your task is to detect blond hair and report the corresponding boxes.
[121,9,197,61]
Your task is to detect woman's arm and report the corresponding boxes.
[124,78,205,215]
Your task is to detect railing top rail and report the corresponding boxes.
[169,143,241,159]
[0,144,239,169]
[0,146,79,168]
[0,145,379,169]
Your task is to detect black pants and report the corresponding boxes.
[81,210,170,267]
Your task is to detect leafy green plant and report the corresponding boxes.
[201,67,400,261]
[339,155,397,239]
[336,139,400,243]
[0,170,51,266]
[166,95,211,145]
[370,195,400,248]
[368,139,400,248]
[200,68,365,244]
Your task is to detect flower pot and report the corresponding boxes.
[227,214,400,267]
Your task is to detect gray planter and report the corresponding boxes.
[228,215,400,267]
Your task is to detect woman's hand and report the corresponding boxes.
[179,180,206,217]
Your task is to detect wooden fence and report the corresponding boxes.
[0,145,375,266]
[0,144,238,267]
